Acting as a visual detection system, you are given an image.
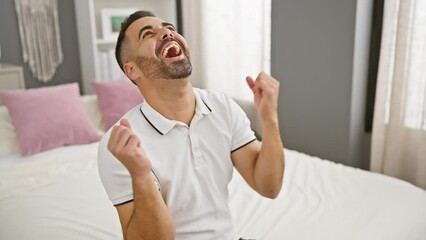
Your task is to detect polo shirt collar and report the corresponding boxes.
[195,89,212,116]
[140,89,212,135]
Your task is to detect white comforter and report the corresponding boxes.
[229,150,426,240]
[0,143,122,240]
[1,143,425,240]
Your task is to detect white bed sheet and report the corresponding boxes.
[0,143,122,240]
[1,143,425,240]
[229,149,426,240]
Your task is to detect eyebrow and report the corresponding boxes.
[162,22,176,29]
[138,22,177,39]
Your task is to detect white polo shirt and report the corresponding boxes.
[98,88,256,240]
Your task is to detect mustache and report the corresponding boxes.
[156,38,186,56]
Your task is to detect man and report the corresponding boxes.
[98,10,284,240]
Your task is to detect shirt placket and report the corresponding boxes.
[188,113,206,168]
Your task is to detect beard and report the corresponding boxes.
[135,51,192,80]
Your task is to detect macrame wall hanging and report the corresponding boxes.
[14,0,63,83]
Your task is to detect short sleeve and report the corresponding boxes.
[97,131,134,206]
[97,130,162,206]
[226,95,257,152]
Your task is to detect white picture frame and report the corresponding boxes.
[101,8,138,41]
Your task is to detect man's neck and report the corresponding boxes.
[139,78,196,126]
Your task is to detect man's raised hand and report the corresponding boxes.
[107,118,151,177]
[246,72,280,124]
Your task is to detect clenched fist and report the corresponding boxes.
[246,72,280,124]
[107,119,152,177]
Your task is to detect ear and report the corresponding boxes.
[123,62,141,82]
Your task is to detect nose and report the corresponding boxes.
[161,28,173,40]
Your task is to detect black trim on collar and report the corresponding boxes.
[231,138,256,153]
[140,108,164,135]
[201,99,212,112]
[114,199,134,207]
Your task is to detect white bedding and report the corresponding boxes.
[1,143,425,240]
[0,143,122,240]
[229,150,426,240]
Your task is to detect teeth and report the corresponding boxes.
[162,42,181,57]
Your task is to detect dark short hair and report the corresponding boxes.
[115,10,156,72]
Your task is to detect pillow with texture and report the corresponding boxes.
[0,83,100,156]
[91,80,144,130]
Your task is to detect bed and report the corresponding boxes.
[0,94,425,240]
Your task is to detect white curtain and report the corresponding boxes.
[371,0,426,189]
[181,0,271,102]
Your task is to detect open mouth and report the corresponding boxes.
[161,42,183,58]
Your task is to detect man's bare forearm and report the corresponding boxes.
[245,72,284,198]
[125,174,175,240]
[254,120,285,198]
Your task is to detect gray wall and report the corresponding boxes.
[0,0,82,91]
[272,0,372,169]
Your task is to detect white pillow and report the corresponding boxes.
[0,105,20,157]
[81,94,105,134]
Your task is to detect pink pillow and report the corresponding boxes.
[0,83,101,156]
[91,80,144,130]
